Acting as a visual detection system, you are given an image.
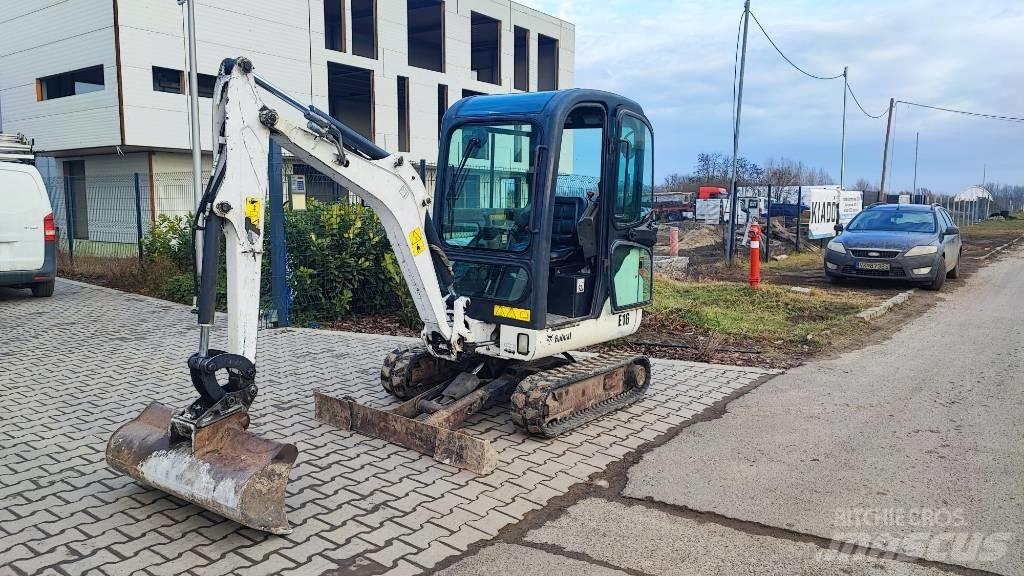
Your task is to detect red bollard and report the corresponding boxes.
[748,223,761,289]
[669,227,679,257]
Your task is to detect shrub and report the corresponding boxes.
[281,201,412,326]
[143,214,193,270]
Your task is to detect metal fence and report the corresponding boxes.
[44,172,203,262]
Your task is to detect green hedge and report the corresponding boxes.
[141,201,416,327]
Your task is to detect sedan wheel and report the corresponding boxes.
[924,258,946,291]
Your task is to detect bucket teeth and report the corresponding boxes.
[106,402,297,534]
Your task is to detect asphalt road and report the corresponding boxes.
[625,245,1024,575]
[441,246,1023,576]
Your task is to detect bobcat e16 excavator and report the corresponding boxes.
[106,57,657,534]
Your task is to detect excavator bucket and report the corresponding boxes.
[314,384,501,475]
[106,402,298,534]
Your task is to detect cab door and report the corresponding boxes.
[608,111,655,312]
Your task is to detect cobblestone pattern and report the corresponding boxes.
[0,281,774,575]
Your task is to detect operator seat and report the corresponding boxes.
[550,196,586,263]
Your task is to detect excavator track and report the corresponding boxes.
[510,352,651,437]
[380,345,463,400]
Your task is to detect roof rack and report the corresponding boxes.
[0,133,35,164]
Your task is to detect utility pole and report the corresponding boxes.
[912,131,919,199]
[982,163,986,186]
[840,66,848,192]
[879,98,895,197]
[726,0,751,265]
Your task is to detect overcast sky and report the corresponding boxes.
[518,0,1024,192]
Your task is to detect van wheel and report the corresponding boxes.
[31,280,54,298]
[946,250,961,279]
[924,259,946,291]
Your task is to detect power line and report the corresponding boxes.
[896,100,1024,123]
[748,11,844,81]
[846,83,888,119]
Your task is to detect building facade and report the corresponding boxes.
[0,0,574,212]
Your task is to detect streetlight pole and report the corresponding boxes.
[726,0,751,265]
[840,66,847,192]
[179,0,203,209]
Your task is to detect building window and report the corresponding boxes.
[407,0,445,72]
[538,34,558,91]
[437,84,448,136]
[153,67,184,94]
[470,12,501,85]
[328,62,374,140]
[195,73,217,98]
[462,89,485,98]
[37,66,105,100]
[397,76,410,152]
[514,26,529,91]
[325,0,345,52]
[352,0,377,59]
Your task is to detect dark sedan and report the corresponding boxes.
[824,203,962,291]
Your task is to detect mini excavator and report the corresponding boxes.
[107,57,657,534]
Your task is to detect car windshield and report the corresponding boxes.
[847,210,936,233]
[440,122,536,252]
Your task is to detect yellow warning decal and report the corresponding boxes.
[493,305,531,323]
[408,227,426,256]
[244,197,262,228]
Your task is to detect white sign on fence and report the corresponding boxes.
[839,190,863,225]
[696,199,721,224]
[806,186,841,240]
[899,194,911,204]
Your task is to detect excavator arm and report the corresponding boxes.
[106,57,472,535]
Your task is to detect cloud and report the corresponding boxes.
[518,0,1024,191]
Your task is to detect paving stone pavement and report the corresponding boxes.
[0,280,775,575]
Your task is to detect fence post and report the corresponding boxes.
[764,184,771,259]
[268,140,291,327]
[64,175,75,265]
[133,173,145,266]
[795,186,802,251]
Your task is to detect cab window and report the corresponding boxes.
[441,123,536,252]
[614,115,653,227]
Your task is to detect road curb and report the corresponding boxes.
[974,232,1024,260]
[856,289,914,321]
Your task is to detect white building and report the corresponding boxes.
[0,0,574,213]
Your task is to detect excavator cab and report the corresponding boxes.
[434,90,657,334]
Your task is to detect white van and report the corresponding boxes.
[0,160,57,297]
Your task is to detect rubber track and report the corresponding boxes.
[380,345,459,400]
[510,352,651,437]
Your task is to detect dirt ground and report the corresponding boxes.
[55,220,1023,371]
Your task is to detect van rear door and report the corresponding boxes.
[0,165,49,271]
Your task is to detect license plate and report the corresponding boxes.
[856,261,890,271]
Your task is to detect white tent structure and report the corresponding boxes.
[948,186,993,225]
[954,186,993,202]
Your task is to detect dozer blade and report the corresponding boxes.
[314,390,498,475]
[106,402,298,534]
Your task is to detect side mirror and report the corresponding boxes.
[834,223,844,234]
[944,225,960,237]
